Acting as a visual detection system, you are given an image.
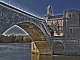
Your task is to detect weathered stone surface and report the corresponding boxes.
[0,2,51,55]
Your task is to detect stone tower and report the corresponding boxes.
[47,5,52,16]
[45,5,52,22]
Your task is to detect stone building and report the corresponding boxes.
[45,5,80,55]
[45,5,64,36]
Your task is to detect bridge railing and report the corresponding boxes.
[0,0,43,19]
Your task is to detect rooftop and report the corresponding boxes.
[48,15,63,19]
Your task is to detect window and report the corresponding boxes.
[70,29,72,34]
[69,14,71,18]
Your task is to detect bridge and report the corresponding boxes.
[0,0,80,55]
[0,0,52,55]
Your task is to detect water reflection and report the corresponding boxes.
[53,55,80,60]
[31,54,80,60]
[31,54,53,60]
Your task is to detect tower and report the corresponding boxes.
[45,5,52,23]
[47,5,52,16]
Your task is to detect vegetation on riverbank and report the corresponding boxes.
[0,35,32,43]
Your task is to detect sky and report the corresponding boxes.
[13,0,80,17]
[3,0,80,35]
[3,25,28,36]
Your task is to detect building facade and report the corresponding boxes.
[45,5,80,55]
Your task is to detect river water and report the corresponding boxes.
[0,43,80,60]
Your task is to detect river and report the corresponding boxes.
[0,43,80,60]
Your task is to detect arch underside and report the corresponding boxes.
[17,22,52,54]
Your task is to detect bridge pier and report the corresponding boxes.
[31,42,40,54]
[31,41,52,55]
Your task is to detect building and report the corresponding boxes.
[45,5,80,55]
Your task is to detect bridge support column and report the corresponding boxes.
[31,42,40,54]
[31,41,52,55]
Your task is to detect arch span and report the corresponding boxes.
[17,22,47,41]
[0,3,52,55]
[17,22,52,54]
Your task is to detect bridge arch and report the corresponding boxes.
[17,22,47,41]
[17,22,52,54]
[1,21,52,55]
[0,2,52,55]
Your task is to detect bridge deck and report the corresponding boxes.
[0,0,44,20]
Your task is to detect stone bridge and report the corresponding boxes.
[0,1,52,55]
[1,0,80,56]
